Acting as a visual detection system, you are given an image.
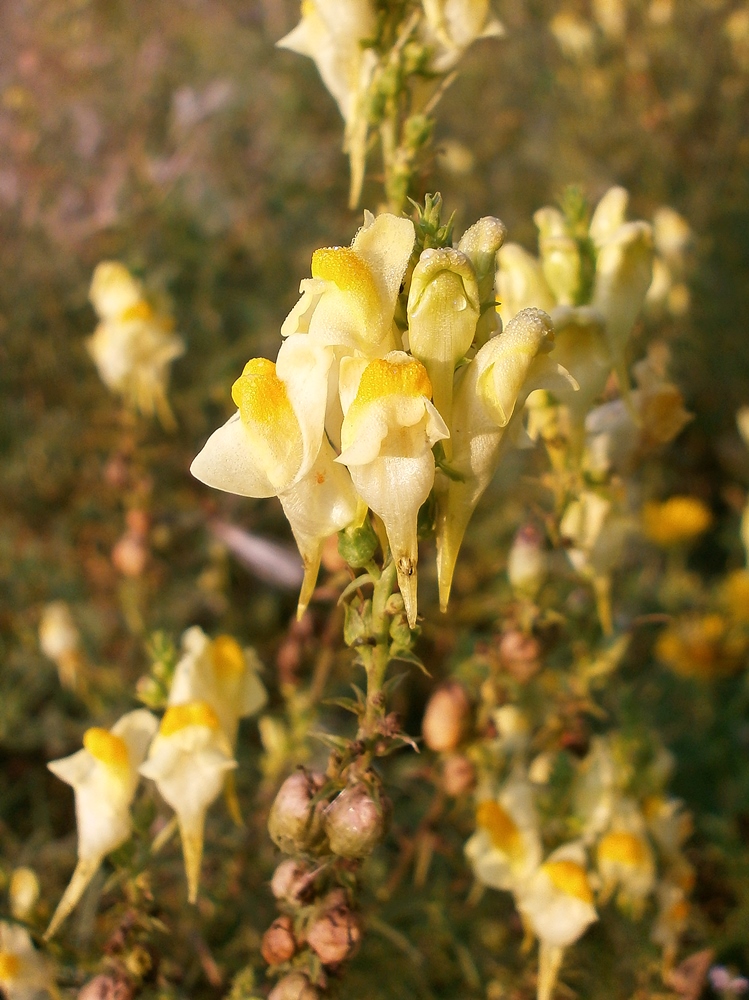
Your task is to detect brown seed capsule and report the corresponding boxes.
[441,753,476,797]
[498,629,541,684]
[268,972,320,1000]
[324,784,388,859]
[270,859,314,904]
[307,904,362,967]
[422,681,471,752]
[77,975,133,1000]
[268,770,327,854]
[261,915,297,966]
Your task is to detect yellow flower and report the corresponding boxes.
[655,613,747,680]
[596,802,656,916]
[421,0,505,71]
[45,710,158,938]
[436,308,575,610]
[516,842,597,948]
[140,701,236,903]
[721,569,749,624]
[191,336,358,616]
[642,496,712,546]
[277,1,378,205]
[169,627,267,749]
[464,778,542,891]
[337,351,449,626]
[0,923,54,1000]
[87,262,184,426]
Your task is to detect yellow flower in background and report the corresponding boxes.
[464,778,542,891]
[140,701,236,903]
[642,496,712,546]
[45,709,158,939]
[191,335,358,616]
[169,627,267,749]
[0,923,54,1000]
[277,1,377,206]
[87,262,184,427]
[655,613,747,680]
[721,569,749,624]
[38,601,82,692]
[337,351,449,626]
[421,0,505,71]
[596,802,656,916]
[516,841,598,1000]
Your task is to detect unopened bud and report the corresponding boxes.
[498,630,541,684]
[422,681,471,752]
[9,867,39,921]
[324,784,388,859]
[77,975,133,1000]
[268,770,327,854]
[268,973,320,1000]
[307,904,362,967]
[112,533,148,577]
[270,860,314,904]
[507,524,547,600]
[441,753,476,797]
[534,206,581,306]
[39,601,79,662]
[261,915,297,966]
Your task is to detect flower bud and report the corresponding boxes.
[441,753,476,797]
[422,681,471,752]
[112,533,148,578]
[261,915,297,966]
[270,859,314,904]
[534,206,581,306]
[407,247,480,435]
[268,771,327,854]
[496,244,555,324]
[307,903,362,967]
[458,217,507,347]
[498,629,542,683]
[268,973,320,1000]
[9,868,39,922]
[507,524,547,600]
[324,784,388,859]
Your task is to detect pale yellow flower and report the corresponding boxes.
[45,710,158,938]
[0,923,54,1000]
[421,0,505,71]
[596,802,656,916]
[642,496,712,547]
[87,262,184,426]
[140,702,236,903]
[337,351,449,626]
[465,778,541,891]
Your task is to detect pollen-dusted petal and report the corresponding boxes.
[476,800,522,856]
[232,358,296,432]
[210,635,245,678]
[349,356,432,413]
[598,831,649,867]
[542,860,594,904]
[120,300,155,323]
[161,702,221,736]
[82,728,130,778]
[311,246,381,312]
[0,953,21,979]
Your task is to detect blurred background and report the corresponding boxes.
[2,0,749,996]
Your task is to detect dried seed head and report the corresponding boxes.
[324,784,388,859]
[270,859,314,904]
[307,904,362,967]
[268,972,320,1000]
[261,915,297,966]
[441,754,476,797]
[268,771,327,854]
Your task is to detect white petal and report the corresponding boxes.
[190,411,276,498]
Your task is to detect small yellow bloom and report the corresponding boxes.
[465,779,542,891]
[656,613,747,680]
[140,700,237,903]
[87,262,184,426]
[45,710,158,938]
[516,842,598,948]
[642,496,712,546]
[0,923,54,1000]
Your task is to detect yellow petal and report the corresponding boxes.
[82,728,130,779]
[542,860,594,904]
[161,702,222,736]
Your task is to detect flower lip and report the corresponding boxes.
[82,727,130,776]
[542,859,594,904]
[160,701,222,736]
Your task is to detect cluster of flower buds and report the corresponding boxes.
[192,207,575,625]
[45,627,266,936]
[87,262,184,427]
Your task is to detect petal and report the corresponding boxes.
[496,244,556,324]
[190,410,276,498]
[111,709,159,769]
[275,333,333,480]
[589,186,630,247]
[351,212,415,313]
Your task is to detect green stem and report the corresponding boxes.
[360,559,397,738]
